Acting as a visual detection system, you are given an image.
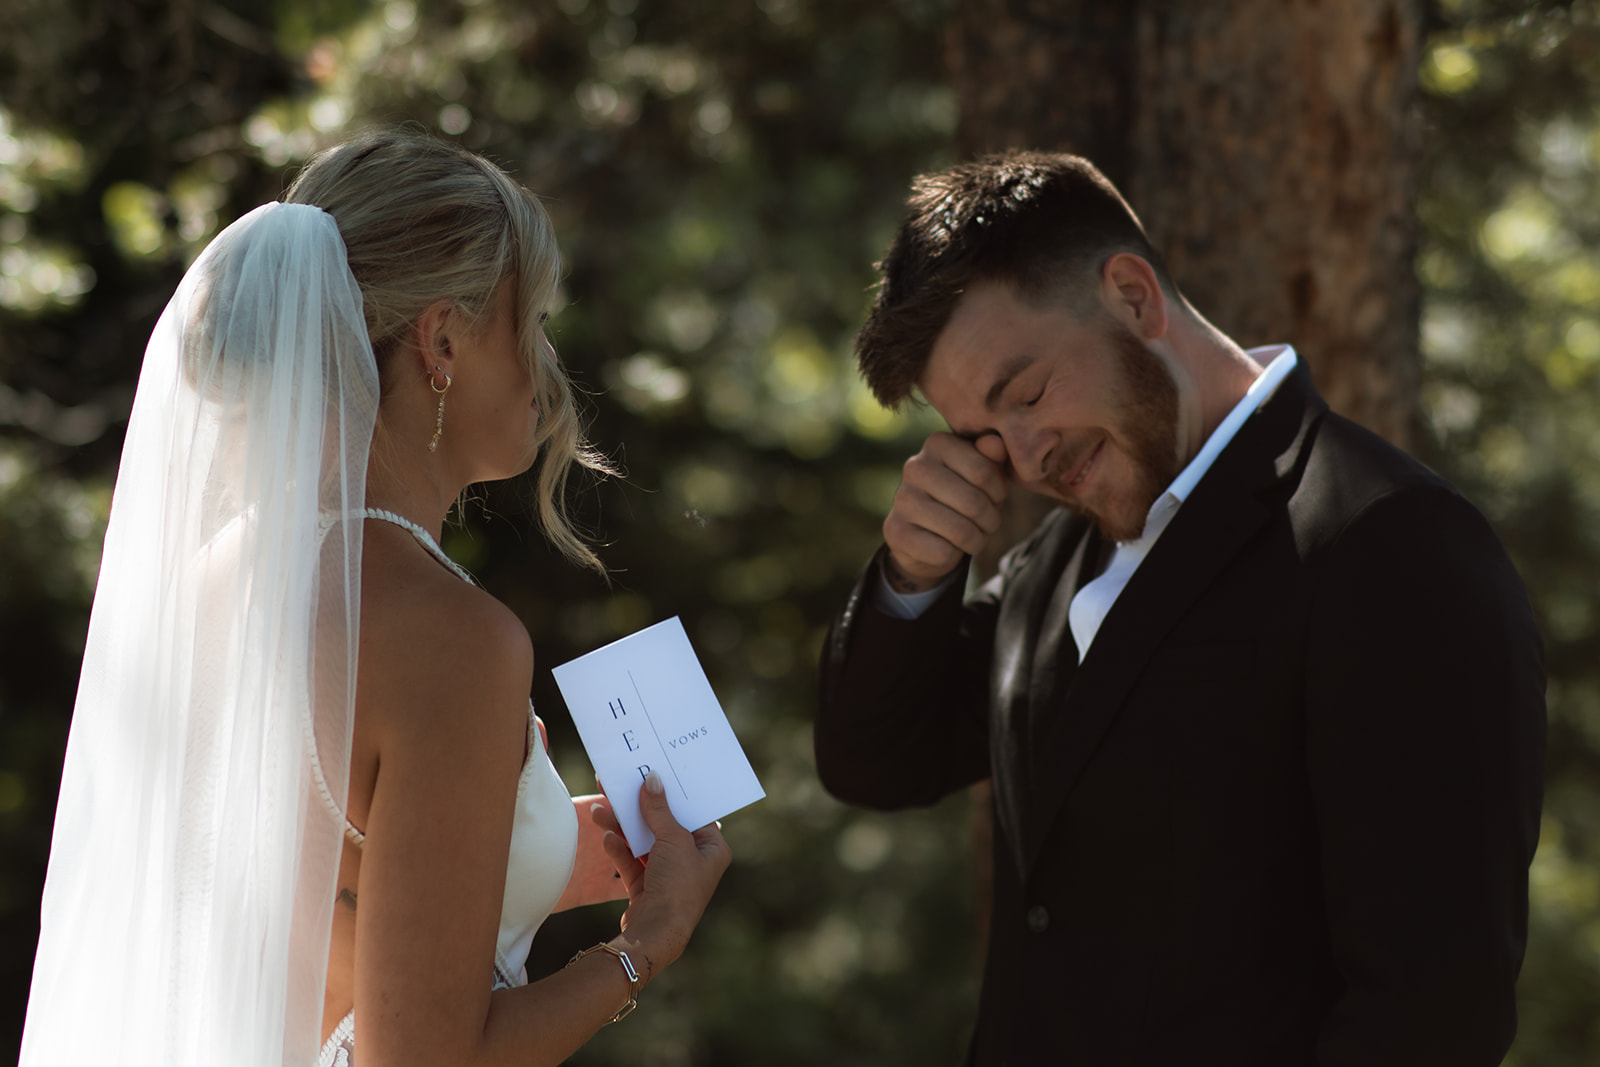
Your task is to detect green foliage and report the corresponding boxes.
[1,0,971,1061]
[347,3,977,1058]
[0,448,108,1047]
[5,0,1600,1062]
[1418,2,1600,1061]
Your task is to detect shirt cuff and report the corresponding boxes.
[870,560,960,620]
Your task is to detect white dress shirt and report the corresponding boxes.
[874,346,1299,655]
[1067,345,1297,654]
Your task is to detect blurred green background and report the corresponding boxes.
[2,0,1599,1063]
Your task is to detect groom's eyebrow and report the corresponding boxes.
[983,353,1036,411]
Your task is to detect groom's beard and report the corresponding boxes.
[1051,321,1182,543]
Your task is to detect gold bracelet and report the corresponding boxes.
[567,942,641,1023]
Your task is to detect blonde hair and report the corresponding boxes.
[284,127,610,572]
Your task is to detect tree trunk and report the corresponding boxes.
[944,0,1424,969]
[947,0,1422,450]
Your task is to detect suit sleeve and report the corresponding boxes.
[1305,485,1545,1065]
[813,547,1001,810]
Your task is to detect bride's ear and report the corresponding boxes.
[410,300,460,381]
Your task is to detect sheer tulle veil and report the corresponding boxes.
[21,202,379,1066]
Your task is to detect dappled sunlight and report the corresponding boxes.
[102,182,168,260]
[668,459,749,519]
[1480,186,1567,265]
[1421,42,1480,95]
[0,108,93,313]
[605,352,692,413]
[8,0,1600,1061]
[1417,13,1600,1056]
[835,819,893,873]
[1532,819,1600,941]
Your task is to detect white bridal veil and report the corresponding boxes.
[21,203,379,1066]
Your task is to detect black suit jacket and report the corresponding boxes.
[816,365,1545,1066]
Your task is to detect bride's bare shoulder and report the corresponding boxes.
[356,524,532,748]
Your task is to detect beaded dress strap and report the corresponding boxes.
[359,507,477,585]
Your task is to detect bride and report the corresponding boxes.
[21,128,731,1067]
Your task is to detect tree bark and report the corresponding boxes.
[946,0,1423,450]
[944,0,1424,972]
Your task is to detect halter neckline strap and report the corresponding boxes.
[359,507,477,585]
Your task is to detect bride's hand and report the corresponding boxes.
[552,794,630,912]
[593,772,731,980]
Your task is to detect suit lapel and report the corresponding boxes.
[1017,530,1103,827]
[988,510,1095,879]
[1018,366,1327,875]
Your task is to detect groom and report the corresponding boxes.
[814,151,1546,1065]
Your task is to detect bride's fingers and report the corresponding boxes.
[689,823,732,868]
[602,829,645,893]
[589,801,623,836]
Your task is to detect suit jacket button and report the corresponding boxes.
[1025,905,1049,933]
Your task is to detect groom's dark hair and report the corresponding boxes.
[855,151,1176,407]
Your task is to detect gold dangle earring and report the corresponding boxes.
[427,365,452,453]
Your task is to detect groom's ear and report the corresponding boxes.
[1099,253,1169,341]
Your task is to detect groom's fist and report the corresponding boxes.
[882,431,1009,591]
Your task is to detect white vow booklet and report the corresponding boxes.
[552,616,765,856]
